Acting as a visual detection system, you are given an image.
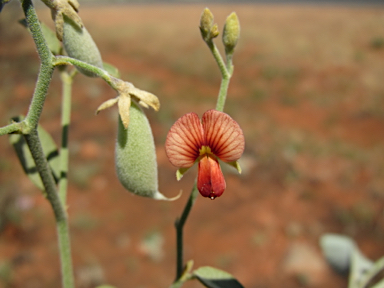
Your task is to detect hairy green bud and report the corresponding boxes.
[222,12,240,55]
[115,101,179,200]
[62,16,103,77]
[199,8,218,42]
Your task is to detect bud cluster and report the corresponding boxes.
[199,8,240,56]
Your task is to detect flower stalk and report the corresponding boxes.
[175,184,199,280]
[172,8,242,284]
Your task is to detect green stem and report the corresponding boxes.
[175,184,199,280]
[53,56,118,88]
[0,122,24,136]
[58,71,74,204]
[206,41,231,112]
[216,76,231,113]
[19,0,54,134]
[17,1,75,287]
[24,130,74,288]
[57,218,74,288]
[0,0,54,136]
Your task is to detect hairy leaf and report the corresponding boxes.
[193,266,244,288]
[9,116,60,192]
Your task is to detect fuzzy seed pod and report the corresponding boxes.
[115,101,178,200]
[62,16,103,77]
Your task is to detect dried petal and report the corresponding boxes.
[197,156,226,199]
[129,86,160,111]
[42,0,84,41]
[202,110,244,162]
[165,113,204,168]
[96,97,118,114]
[118,94,131,129]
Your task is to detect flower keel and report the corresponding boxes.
[197,156,226,199]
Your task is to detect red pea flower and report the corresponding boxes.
[165,109,245,200]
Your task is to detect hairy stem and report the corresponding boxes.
[53,56,117,87]
[15,0,54,135]
[24,130,74,288]
[175,184,199,280]
[18,1,75,287]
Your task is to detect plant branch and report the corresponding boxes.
[58,70,74,205]
[206,41,231,112]
[24,130,74,288]
[53,56,118,88]
[20,0,54,134]
[174,183,199,280]
[18,1,75,287]
[0,122,24,136]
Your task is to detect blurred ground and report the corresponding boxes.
[1,2,384,288]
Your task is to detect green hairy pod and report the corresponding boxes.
[62,16,103,77]
[115,101,178,200]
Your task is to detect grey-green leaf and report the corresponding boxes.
[193,266,244,288]
[103,62,120,78]
[320,233,357,275]
[40,22,62,55]
[18,20,61,55]
[9,117,60,191]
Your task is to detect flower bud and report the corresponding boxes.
[222,12,240,55]
[62,16,103,77]
[199,8,218,42]
[115,101,179,200]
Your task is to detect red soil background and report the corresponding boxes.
[0,2,384,288]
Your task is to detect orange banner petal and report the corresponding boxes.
[202,110,245,162]
[165,112,205,168]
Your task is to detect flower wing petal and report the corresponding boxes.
[202,110,245,162]
[165,112,204,168]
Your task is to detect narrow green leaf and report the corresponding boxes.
[18,20,62,55]
[9,116,60,192]
[40,22,62,55]
[103,62,120,78]
[193,266,244,288]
